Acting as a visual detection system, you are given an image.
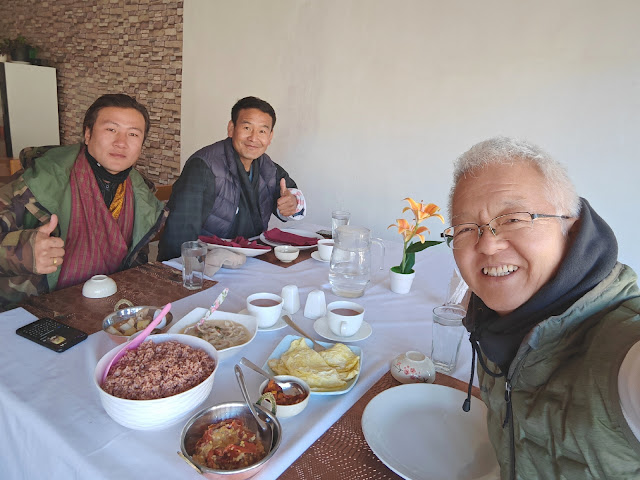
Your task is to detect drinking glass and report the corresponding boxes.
[430,305,467,374]
[181,241,207,290]
[331,210,351,238]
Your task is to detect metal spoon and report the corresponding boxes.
[282,314,327,352]
[234,364,271,437]
[239,357,306,396]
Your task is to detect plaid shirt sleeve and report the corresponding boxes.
[158,158,215,261]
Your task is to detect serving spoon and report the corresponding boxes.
[101,302,172,383]
[239,357,306,396]
[282,314,326,352]
[234,364,271,437]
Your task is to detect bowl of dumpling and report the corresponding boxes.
[102,306,173,344]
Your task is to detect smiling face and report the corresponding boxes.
[84,107,145,174]
[227,108,274,169]
[452,163,576,316]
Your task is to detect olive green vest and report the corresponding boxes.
[478,263,640,479]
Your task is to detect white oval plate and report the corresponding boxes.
[204,243,271,257]
[168,308,258,360]
[362,384,499,480]
[260,228,323,250]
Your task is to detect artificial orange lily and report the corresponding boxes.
[388,198,445,274]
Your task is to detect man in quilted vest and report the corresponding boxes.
[442,136,640,479]
[158,96,306,261]
[0,94,167,310]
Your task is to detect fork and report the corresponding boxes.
[282,314,326,352]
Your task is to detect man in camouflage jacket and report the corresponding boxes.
[0,94,167,311]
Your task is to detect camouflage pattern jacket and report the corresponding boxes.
[0,144,167,311]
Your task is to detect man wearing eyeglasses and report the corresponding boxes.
[444,136,640,478]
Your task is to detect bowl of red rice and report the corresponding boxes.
[94,333,219,430]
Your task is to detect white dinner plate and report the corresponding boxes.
[238,308,287,331]
[313,316,372,342]
[310,251,329,263]
[167,308,258,361]
[259,228,323,250]
[204,243,271,257]
[362,384,499,480]
[262,334,362,395]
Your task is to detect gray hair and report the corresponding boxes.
[448,136,581,232]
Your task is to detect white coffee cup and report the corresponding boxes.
[317,239,335,261]
[326,301,364,337]
[246,293,284,328]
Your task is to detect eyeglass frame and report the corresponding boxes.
[440,212,572,249]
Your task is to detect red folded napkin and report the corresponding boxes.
[263,228,319,247]
[198,235,271,250]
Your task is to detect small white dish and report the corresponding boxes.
[390,351,436,384]
[239,309,287,331]
[257,375,311,418]
[274,245,300,262]
[313,315,372,342]
[82,275,117,298]
[310,251,329,263]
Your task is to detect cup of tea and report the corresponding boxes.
[317,239,334,261]
[246,293,284,328]
[326,301,364,337]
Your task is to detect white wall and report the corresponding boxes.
[182,0,640,271]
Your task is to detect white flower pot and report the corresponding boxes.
[389,268,416,294]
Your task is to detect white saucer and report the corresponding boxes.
[239,308,287,331]
[311,251,329,263]
[313,316,372,342]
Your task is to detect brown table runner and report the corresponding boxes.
[18,262,217,335]
[278,372,481,480]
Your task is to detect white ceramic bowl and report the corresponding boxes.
[82,274,117,298]
[257,375,311,418]
[390,351,436,384]
[274,245,300,262]
[168,308,258,361]
[94,333,219,430]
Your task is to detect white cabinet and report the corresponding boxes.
[0,62,60,158]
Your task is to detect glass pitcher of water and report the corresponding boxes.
[329,226,385,298]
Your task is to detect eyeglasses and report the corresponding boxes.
[441,212,571,249]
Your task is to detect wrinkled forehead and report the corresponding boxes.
[449,163,548,223]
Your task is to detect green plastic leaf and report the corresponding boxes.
[403,252,416,273]
[405,240,443,254]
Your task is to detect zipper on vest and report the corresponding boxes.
[503,379,516,480]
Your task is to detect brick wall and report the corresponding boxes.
[0,0,183,185]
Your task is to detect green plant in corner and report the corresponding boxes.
[0,38,11,56]
[388,198,444,274]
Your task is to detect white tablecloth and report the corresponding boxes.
[0,223,474,480]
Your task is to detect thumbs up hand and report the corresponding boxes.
[33,214,66,274]
[276,178,297,217]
